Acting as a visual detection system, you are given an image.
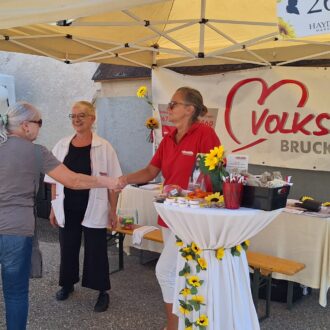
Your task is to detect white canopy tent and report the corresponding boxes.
[0,0,329,68]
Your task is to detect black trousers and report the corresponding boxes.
[59,208,110,291]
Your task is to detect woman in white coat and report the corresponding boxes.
[45,101,122,312]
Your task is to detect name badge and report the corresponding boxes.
[181,150,194,156]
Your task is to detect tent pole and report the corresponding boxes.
[277,50,330,66]
[198,0,206,57]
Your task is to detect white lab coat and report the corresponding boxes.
[44,133,122,228]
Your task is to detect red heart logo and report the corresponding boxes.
[224,78,308,152]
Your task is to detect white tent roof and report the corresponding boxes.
[0,0,329,68]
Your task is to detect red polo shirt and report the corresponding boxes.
[150,122,220,227]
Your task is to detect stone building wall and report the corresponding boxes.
[95,78,153,174]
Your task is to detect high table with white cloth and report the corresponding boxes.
[117,184,163,253]
[155,203,282,330]
[118,186,330,307]
[250,210,330,307]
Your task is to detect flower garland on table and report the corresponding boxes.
[175,236,250,330]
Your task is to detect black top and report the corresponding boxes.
[63,142,92,211]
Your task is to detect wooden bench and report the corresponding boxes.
[107,225,163,272]
[246,250,305,320]
[107,225,305,320]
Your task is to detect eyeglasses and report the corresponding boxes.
[68,113,90,120]
[167,101,192,110]
[28,119,43,127]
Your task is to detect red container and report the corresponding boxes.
[223,182,243,209]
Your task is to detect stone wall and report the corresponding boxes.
[96,79,153,174]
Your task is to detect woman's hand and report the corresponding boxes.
[49,207,58,228]
[108,209,118,229]
[117,175,128,189]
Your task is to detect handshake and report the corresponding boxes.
[105,175,128,191]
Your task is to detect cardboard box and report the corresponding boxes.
[241,185,290,211]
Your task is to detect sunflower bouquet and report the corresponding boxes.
[145,117,159,143]
[198,146,229,193]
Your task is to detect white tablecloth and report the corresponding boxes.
[250,212,330,307]
[155,203,282,330]
[118,186,330,306]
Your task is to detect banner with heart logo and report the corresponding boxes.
[152,66,330,171]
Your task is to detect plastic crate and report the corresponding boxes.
[241,185,290,211]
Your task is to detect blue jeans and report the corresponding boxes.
[0,235,32,330]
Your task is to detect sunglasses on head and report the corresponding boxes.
[28,119,43,127]
[167,101,192,110]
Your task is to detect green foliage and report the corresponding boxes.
[179,262,191,277]
[231,246,241,257]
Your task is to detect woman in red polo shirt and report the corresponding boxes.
[118,87,220,330]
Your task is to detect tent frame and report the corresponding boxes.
[1,0,330,68]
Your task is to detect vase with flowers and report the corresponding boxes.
[198,146,228,193]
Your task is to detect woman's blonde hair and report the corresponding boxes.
[72,101,95,116]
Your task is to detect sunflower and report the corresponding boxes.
[216,247,225,260]
[180,288,191,297]
[182,247,191,253]
[188,275,201,287]
[196,314,209,326]
[179,306,191,315]
[176,240,184,247]
[191,295,205,304]
[136,86,147,98]
[197,257,207,270]
[300,195,314,202]
[145,117,159,129]
[278,17,296,39]
[209,145,224,159]
[205,192,224,203]
[231,244,242,257]
[191,242,202,255]
[204,153,220,171]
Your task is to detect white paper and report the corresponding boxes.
[226,154,249,174]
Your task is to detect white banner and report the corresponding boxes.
[277,0,330,38]
[152,67,330,172]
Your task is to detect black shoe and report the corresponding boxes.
[94,292,109,313]
[56,286,74,301]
